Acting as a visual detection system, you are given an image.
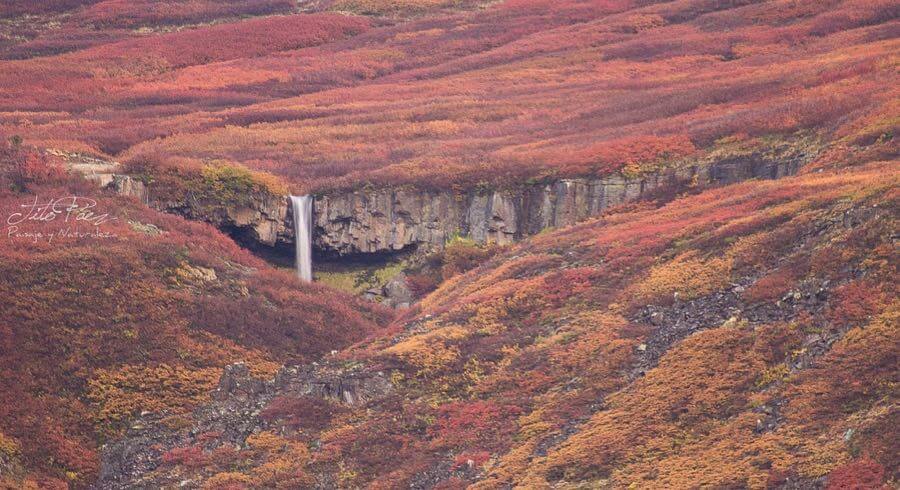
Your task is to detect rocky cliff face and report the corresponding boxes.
[310,151,807,255]
[156,190,292,249]
[72,142,815,257]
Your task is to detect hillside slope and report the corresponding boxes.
[0,144,392,489]
[0,1,896,488]
[96,139,898,488]
[1,0,896,194]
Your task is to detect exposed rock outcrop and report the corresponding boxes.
[311,150,808,254]
[153,189,291,248]
[108,175,149,204]
[68,140,816,257]
[96,362,393,489]
[56,150,151,203]
[381,272,414,308]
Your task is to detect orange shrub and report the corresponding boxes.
[86,364,221,438]
[744,267,798,303]
[628,251,733,306]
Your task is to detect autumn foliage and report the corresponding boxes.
[131,149,898,488]
[0,0,894,194]
[0,149,391,486]
[0,0,897,488]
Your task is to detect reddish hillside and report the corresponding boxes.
[0,142,392,488]
[307,145,898,488]
[0,0,298,60]
[0,1,896,488]
[0,0,895,194]
[83,129,899,488]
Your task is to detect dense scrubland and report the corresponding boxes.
[0,0,896,194]
[0,142,391,488]
[86,125,898,489]
[0,0,897,488]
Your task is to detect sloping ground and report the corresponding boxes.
[3,0,893,263]
[0,1,896,488]
[0,0,896,193]
[0,144,392,489]
[0,0,299,60]
[99,138,898,488]
[121,0,898,194]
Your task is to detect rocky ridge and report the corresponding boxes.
[72,138,818,258]
[311,146,810,255]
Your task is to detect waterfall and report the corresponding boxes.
[290,195,313,282]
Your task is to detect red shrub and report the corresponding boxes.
[260,396,348,431]
[161,445,206,467]
[429,401,522,451]
[84,14,371,69]
[0,0,99,16]
[826,458,886,490]
[0,137,66,191]
[828,280,889,327]
[74,0,295,28]
[744,268,797,303]
[452,450,491,470]
[406,273,440,298]
[567,134,697,175]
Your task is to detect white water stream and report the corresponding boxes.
[290,195,313,282]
